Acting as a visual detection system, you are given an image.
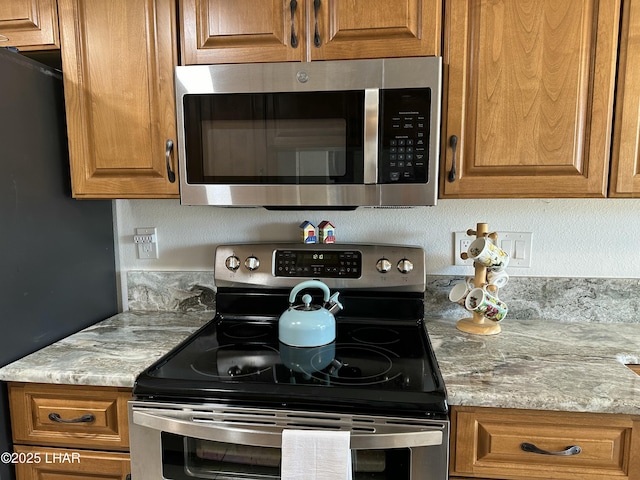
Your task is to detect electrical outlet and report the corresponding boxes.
[454,232,474,266]
[134,227,158,259]
[454,231,532,267]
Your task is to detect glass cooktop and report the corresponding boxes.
[134,309,448,417]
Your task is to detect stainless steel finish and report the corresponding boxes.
[376,258,392,273]
[129,400,449,480]
[363,88,379,185]
[175,57,442,207]
[326,292,344,315]
[132,408,443,449]
[224,255,240,271]
[244,255,260,271]
[214,243,426,292]
[397,258,414,274]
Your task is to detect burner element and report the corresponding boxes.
[218,322,274,341]
[351,326,401,345]
[191,345,279,379]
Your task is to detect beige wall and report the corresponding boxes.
[113,198,640,280]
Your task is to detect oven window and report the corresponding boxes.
[161,433,410,479]
[183,91,365,185]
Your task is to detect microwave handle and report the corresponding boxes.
[363,89,379,185]
[132,410,442,450]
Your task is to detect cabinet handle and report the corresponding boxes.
[289,0,298,48]
[447,135,458,182]
[521,442,582,456]
[165,139,176,183]
[0,34,8,42]
[48,412,95,424]
[313,0,321,47]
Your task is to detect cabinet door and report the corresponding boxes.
[180,0,305,64]
[610,0,640,197]
[14,445,130,480]
[0,0,59,50]
[311,0,441,60]
[58,0,179,198]
[441,0,619,198]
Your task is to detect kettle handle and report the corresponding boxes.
[288,280,331,304]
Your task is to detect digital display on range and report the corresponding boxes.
[275,250,361,278]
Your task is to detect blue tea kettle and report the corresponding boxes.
[278,280,343,347]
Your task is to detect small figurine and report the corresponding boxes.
[299,221,317,244]
[318,220,336,244]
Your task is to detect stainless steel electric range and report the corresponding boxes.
[129,243,449,480]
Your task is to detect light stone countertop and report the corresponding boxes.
[0,311,213,388]
[0,312,638,416]
[426,317,640,415]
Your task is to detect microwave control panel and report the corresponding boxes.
[379,88,431,184]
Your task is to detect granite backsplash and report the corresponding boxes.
[126,272,640,323]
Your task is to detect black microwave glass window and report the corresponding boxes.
[183,91,365,185]
[378,88,431,184]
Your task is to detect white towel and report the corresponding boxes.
[281,429,352,480]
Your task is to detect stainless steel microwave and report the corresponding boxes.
[175,57,442,208]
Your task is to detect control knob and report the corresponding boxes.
[244,255,260,271]
[397,258,413,274]
[225,255,241,271]
[376,258,392,273]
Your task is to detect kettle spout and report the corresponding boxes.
[327,292,344,315]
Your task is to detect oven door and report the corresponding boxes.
[129,402,449,480]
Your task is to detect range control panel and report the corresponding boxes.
[275,250,362,278]
[215,243,425,292]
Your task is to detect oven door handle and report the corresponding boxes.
[132,411,443,450]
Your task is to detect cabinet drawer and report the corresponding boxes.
[13,445,130,480]
[9,383,131,450]
[451,406,636,480]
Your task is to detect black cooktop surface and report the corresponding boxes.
[134,290,448,418]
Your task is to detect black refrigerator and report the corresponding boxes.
[0,48,118,479]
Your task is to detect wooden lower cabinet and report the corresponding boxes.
[450,406,640,480]
[13,445,130,480]
[8,382,132,480]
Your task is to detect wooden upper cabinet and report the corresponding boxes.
[310,0,441,60]
[441,0,620,198]
[610,0,640,197]
[180,0,304,64]
[0,0,59,50]
[58,0,179,198]
[180,0,441,64]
